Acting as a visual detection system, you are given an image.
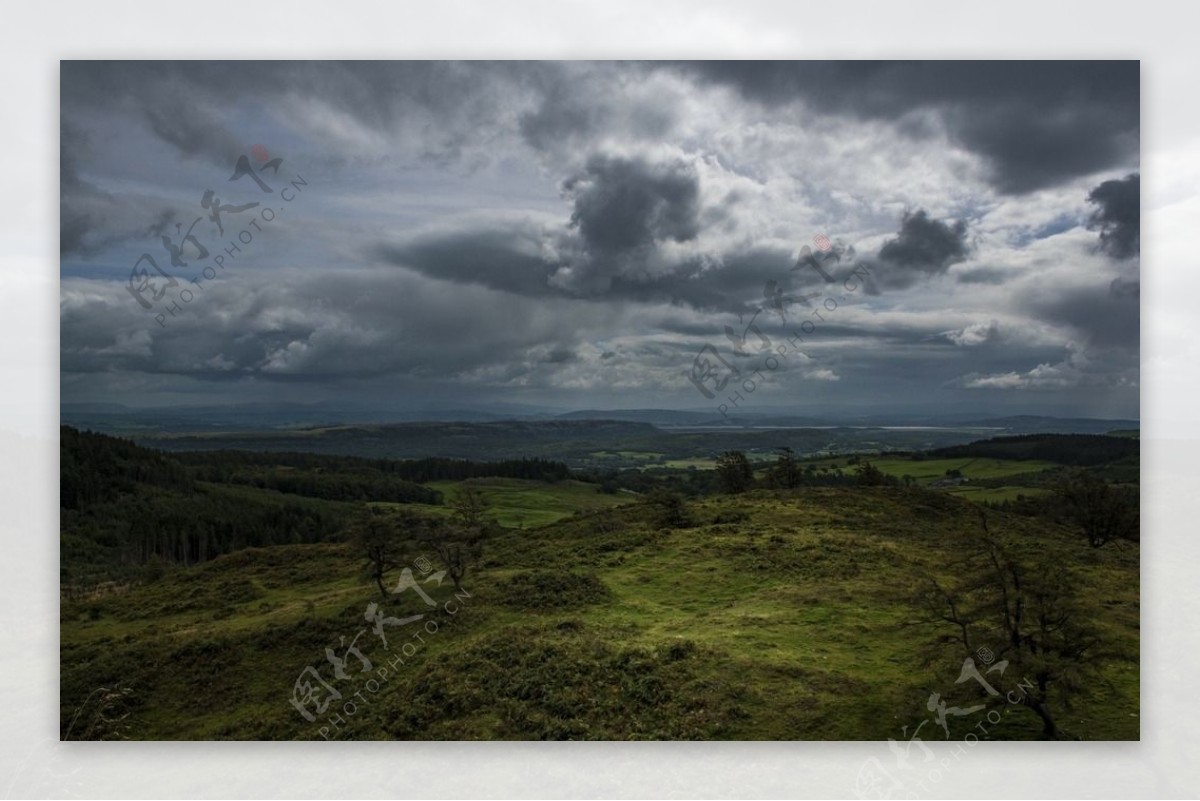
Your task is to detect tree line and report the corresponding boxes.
[59,427,572,583]
[176,449,572,484]
[927,433,1138,467]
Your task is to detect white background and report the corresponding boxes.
[1,1,1197,797]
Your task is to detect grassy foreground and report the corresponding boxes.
[60,485,1138,741]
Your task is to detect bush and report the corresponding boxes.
[497,571,611,611]
[644,488,694,529]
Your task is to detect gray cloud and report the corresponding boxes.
[867,210,969,290]
[954,266,1010,285]
[682,61,1138,194]
[378,206,973,318]
[375,218,805,317]
[59,122,107,256]
[1026,281,1139,351]
[549,154,702,294]
[59,61,1141,418]
[1087,173,1140,260]
[61,61,535,169]
[375,224,560,298]
[566,154,701,255]
[60,121,182,258]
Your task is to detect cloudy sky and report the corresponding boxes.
[59,61,1139,418]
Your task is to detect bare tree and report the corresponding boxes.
[418,518,485,592]
[919,510,1110,739]
[452,484,490,528]
[346,507,410,598]
[1054,470,1139,548]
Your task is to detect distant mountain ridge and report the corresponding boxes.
[62,401,1138,437]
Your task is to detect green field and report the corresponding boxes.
[590,450,664,460]
[946,485,1051,503]
[420,478,633,528]
[61,485,1138,741]
[799,455,1056,484]
[662,457,717,469]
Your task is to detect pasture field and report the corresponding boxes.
[421,478,633,528]
[797,455,1056,484]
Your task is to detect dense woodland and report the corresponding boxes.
[927,433,1138,466]
[60,426,573,589]
[174,449,573,483]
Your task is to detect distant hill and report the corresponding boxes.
[59,400,563,435]
[141,419,662,461]
[556,409,732,426]
[63,401,1137,438]
[118,417,1138,469]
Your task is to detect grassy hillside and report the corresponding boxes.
[61,486,1138,741]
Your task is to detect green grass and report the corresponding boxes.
[662,458,717,469]
[61,486,1138,741]
[590,450,664,460]
[947,485,1051,503]
[422,478,633,528]
[801,456,1057,485]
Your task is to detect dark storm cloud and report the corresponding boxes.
[681,61,1139,194]
[1024,281,1140,350]
[376,226,560,298]
[606,247,800,315]
[61,61,551,167]
[378,206,946,315]
[565,154,701,257]
[541,346,577,364]
[62,59,1141,205]
[1087,173,1140,260]
[518,83,595,153]
[376,218,798,315]
[516,65,611,154]
[59,61,1142,417]
[547,153,705,294]
[869,209,969,290]
[515,62,675,156]
[62,62,244,164]
[1110,277,1140,299]
[60,121,181,258]
[60,267,619,382]
[59,122,105,256]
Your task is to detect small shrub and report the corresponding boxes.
[497,571,611,611]
[665,639,698,661]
